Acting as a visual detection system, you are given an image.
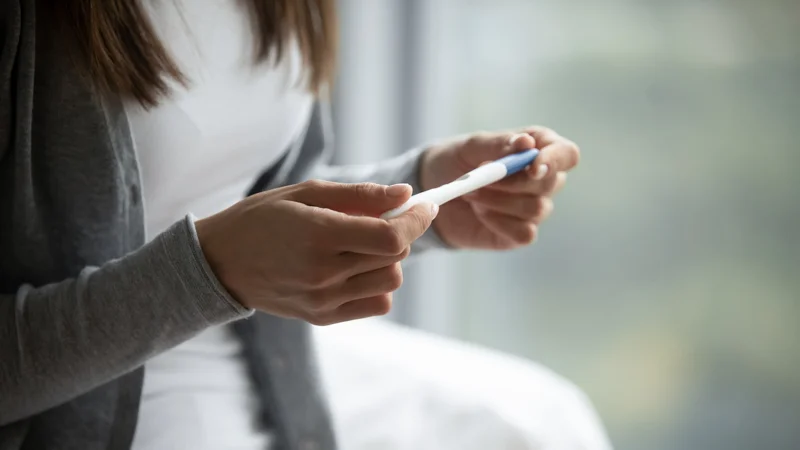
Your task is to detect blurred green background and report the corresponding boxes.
[448,1,800,449]
[335,1,800,448]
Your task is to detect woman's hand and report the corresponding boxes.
[420,126,580,249]
[196,180,437,325]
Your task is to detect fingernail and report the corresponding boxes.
[387,183,411,197]
[509,133,526,146]
[533,164,549,180]
[430,203,440,218]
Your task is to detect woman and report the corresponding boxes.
[0,1,580,449]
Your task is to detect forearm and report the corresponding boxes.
[0,215,251,425]
[312,147,427,190]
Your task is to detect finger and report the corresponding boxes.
[289,180,412,216]
[473,205,539,246]
[326,263,404,306]
[314,294,393,325]
[462,131,536,162]
[463,190,551,222]
[337,247,410,278]
[467,131,531,151]
[552,172,567,196]
[507,132,537,153]
[483,167,561,195]
[524,126,562,148]
[380,202,438,250]
[321,202,437,256]
[522,133,580,174]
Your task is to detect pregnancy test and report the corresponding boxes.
[380,148,540,220]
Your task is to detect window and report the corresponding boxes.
[334,1,800,449]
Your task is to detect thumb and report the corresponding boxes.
[290,180,413,216]
[386,202,439,244]
[465,132,537,163]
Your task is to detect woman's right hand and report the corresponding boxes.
[195,180,437,325]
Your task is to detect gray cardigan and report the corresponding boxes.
[0,2,444,449]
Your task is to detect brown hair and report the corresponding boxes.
[56,0,338,107]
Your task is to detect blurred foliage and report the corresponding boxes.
[442,1,800,449]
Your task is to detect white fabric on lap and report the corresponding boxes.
[314,318,613,450]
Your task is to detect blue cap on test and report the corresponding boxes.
[496,149,539,175]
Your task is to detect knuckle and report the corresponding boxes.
[526,125,544,134]
[529,126,553,142]
[566,141,581,164]
[524,224,539,244]
[372,294,393,316]
[306,313,331,327]
[380,224,406,254]
[535,198,554,222]
[541,175,559,192]
[384,264,404,291]
[466,132,489,147]
[354,182,380,200]
[302,302,337,326]
[543,128,560,141]
[302,179,325,190]
[555,172,568,191]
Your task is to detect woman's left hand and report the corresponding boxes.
[420,127,580,249]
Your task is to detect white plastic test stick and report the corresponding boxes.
[380,149,540,220]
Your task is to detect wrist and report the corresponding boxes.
[418,145,441,192]
[184,214,254,318]
[194,215,250,310]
